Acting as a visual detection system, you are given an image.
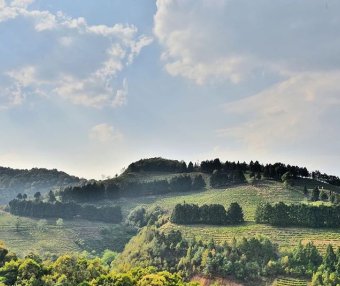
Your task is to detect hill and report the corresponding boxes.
[0,166,83,204]
[2,157,340,285]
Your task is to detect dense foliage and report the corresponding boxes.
[0,243,197,286]
[8,199,122,223]
[60,175,206,202]
[255,202,340,228]
[0,167,81,204]
[209,170,246,187]
[170,203,244,225]
[117,227,340,283]
[312,244,340,285]
[126,206,166,229]
[126,157,188,173]
[125,157,340,186]
[1,227,340,285]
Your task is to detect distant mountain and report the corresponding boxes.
[0,166,84,204]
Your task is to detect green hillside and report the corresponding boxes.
[0,167,83,204]
[2,167,340,257]
[1,157,340,286]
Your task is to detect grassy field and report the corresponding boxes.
[0,210,135,257]
[113,179,306,221]
[111,176,340,253]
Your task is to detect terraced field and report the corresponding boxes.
[0,211,134,257]
[274,278,308,286]
[162,222,340,253]
[115,179,306,220]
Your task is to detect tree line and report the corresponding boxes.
[255,202,340,228]
[8,199,122,223]
[60,174,206,202]
[126,157,340,187]
[170,202,244,225]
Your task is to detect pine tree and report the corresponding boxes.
[324,244,337,272]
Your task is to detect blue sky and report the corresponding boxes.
[1,0,340,179]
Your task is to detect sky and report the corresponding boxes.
[0,0,340,179]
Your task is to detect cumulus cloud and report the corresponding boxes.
[0,0,152,109]
[154,0,340,84]
[89,123,123,143]
[154,0,340,164]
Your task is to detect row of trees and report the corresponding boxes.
[126,157,340,187]
[60,175,206,202]
[255,202,340,228]
[170,203,244,225]
[8,199,122,223]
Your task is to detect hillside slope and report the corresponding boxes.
[0,166,83,204]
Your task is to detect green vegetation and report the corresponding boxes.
[117,226,340,284]
[126,157,189,173]
[60,174,206,202]
[0,211,134,257]
[170,202,244,225]
[274,278,308,286]
[0,167,82,204]
[256,202,340,228]
[0,242,197,285]
[2,157,340,285]
[8,199,122,223]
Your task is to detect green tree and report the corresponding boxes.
[34,192,42,202]
[192,175,206,190]
[226,203,244,224]
[324,244,337,272]
[311,187,320,201]
[47,190,56,203]
[187,162,194,173]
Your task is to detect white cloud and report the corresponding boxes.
[89,123,123,143]
[218,71,340,153]
[10,0,34,8]
[154,0,340,84]
[154,0,340,164]
[0,1,152,109]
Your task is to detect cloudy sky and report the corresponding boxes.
[1,0,340,179]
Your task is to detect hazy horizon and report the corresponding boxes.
[1,0,340,179]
